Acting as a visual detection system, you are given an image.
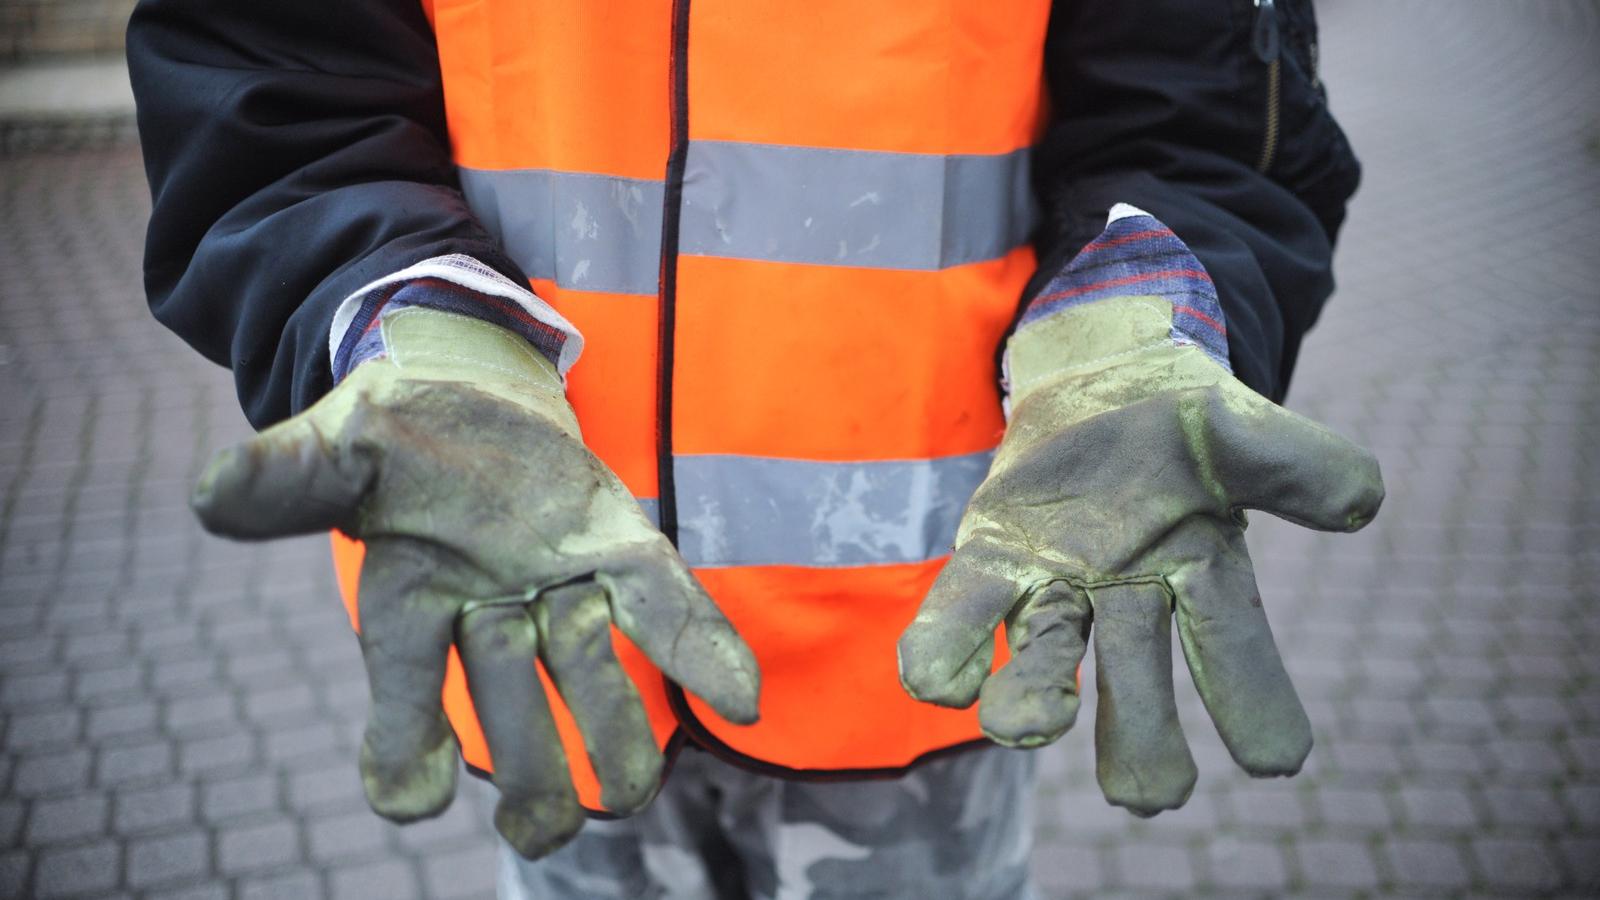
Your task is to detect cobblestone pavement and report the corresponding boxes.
[1,1,1597,898]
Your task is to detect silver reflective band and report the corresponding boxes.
[636,497,662,530]
[671,452,994,568]
[459,167,665,296]
[457,143,1035,292]
[681,142,1036,270]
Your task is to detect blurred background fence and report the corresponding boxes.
[1,1,1597,897]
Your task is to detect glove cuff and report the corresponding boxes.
[330,254,582,384]
[374,306,563,392]
[1004,205,1231,409]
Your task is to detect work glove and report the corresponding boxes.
[898,295,1382,816]
[190,306,760,857]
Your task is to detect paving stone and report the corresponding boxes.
[1556,836,1600,893]
[243,684,317,723]
[85,701,160,741]
[1297,838,1381,890]
[0,851,30,900]
[163,694,240,736]
[1382,837,1472,891]
[225,649,296,680]
[1031,841,1104,894]
[150,658,220,692]
[63,629,132,663]
[150,884,230,900]
[329,859,419,900]
[1203,836,1291,892]
[420,843,498,900]
[0,800,24,845]
[26,792,107,844]
[126,831,210,890]
[287,763,367,815]
[178,732,256,775]
[1490,738,1570,777]
[1399,786,1482,829]
[1113,843,1192,891]
[1325,739,1406,778]
[1567,785,1600,829]
[239,869,326,900]
[11,748,92,796]
[262,722,340,764]
[1315,787,1395,830]
[73,663,145,701]
[136,621,203,654]
[1226,786,1310,829]
[1470,837,1563,892]
[307,809,390,863]
[201,774,280,822]
[218,819,301,875]
[5,708,81,751]
[1481,785,1569,829]
[97,739,174,787]
[33,839,120,898]
[114,782,195,834]
[1406,739,1490,776]
[2,671,70,707]
[0,635,57,671]
[390,792,491,854]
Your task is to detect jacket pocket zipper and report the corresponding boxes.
[1252,0,1282,173]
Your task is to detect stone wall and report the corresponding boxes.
[1,0,136,62]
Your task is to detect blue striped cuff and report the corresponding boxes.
[1019,204,1229,369]
[333,278,572,382]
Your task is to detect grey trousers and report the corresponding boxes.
[496,744,1038,900]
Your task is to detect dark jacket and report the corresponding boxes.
[128,0,1358,427]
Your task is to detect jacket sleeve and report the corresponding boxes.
[128,0,531,427]
[1030,0,1360,400]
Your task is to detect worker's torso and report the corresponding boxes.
[421,0,1051,801]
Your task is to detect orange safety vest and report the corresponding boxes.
[332,0,1053,811]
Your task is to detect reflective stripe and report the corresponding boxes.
[458,167,665,296]
[637,497,661,530]
[458,144,1035,291]
[681,142,1037,270]
[670,452,993,568]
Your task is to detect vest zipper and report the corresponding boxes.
[1252,0,1282,174]
[655,0,728,772]
[656,0,691,546]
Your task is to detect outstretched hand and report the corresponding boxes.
[898,298,1381,815]
[192,308,759,857]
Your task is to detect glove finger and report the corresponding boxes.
[536,581,664,815]
[355,541,460,824]
[978,580,1091,748]
[458,603,584,859]
[191,404,374,539]
[600,547,761,726]
[1172,527,1311,777]
[898,539,1022,708]
[1090,581,1196,816]
[1203,388,1384,533]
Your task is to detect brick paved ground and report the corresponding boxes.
[1,1,1597,897]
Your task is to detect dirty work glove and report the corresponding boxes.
[190,306,760,858]
[898,295,1382,816]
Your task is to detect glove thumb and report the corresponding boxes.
[192,401,375,539]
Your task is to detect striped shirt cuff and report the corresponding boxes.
[327,254,583,383]
[1017,203,1230,369]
